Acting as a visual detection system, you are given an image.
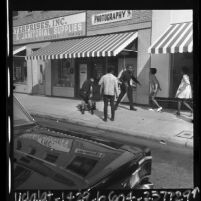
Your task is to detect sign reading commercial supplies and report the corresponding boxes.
[13,12,86,44]
[91,10,132,25]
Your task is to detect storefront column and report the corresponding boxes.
[136,28,151,105]
[45,60,52,96]
[26,48,34,94]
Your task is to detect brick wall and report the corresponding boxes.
[13,10,152,28]
[13,10,86,26]
[87,10,152,31]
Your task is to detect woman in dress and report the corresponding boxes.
[175,66,193,116]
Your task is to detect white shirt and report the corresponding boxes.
[99,73,119,96]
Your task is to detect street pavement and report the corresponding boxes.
[14,93,193,149]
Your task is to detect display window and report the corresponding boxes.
[54,59,74,87]
[13,57,27,84]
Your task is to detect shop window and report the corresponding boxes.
[13,57,27,84]
[54,59,74,87]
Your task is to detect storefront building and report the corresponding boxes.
[148,10,193,107]
[13,10,152,104]
[13,11,86,97]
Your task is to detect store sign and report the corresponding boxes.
[20,133,73,153]
[13,12,86,44]
[91,10,132,25]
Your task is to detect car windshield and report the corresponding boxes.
[14,97,35,126]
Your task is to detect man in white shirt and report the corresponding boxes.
[99,67,119,121]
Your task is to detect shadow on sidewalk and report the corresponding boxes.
[93,108,104,120]
[76,104,104,120]
[118,105,130,110]
[176,114,193,123]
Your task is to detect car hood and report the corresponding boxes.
[14,126,143,190]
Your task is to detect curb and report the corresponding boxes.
[31,112,193,150]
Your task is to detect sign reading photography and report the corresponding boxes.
[91,10,132,25]
[13,12,86,44]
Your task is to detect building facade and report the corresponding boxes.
[149,10,193,107]
[13,10,152,105]
[13,10,193,106]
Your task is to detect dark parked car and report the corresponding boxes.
[13,96,153,190]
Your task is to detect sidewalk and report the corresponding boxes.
[14,93,193,149]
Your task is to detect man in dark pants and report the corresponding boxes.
[115,65,141,110]
[79,78,94,114]
[99,67,119,121]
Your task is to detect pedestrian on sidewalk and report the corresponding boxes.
[149,68,163,112]
[175,66,193,116]
[115,65,141,111]
[99,67,119,121]
[79,78,95,114]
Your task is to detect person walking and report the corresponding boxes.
[98,67,119,121]
[175,66,193,116]
[115,65,141,111]
[149,68,163,112]
[79,78,95,114]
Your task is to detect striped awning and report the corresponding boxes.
[148,22,193,54]
[13,45,26,55]
[26,32,138,60]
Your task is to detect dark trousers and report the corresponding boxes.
[103,95,115,119]
[116,86,133,108]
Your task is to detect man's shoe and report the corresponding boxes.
[110,117,114,121]
[176,112,180,116]
[103,118,107,122]
[130,107,137,111]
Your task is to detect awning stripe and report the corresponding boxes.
[92,34,121,57]
[183,36,192,52]
[27,39,82,60]
[91,34,114,57]
[188,41,193,52]
[148,22,193,54]
[160,23,188,54]
[150,25,177,53]
[155,24,181,54]
[64,33,120,58]
[169,23,192,53]
[27,31,138,60]
[179,31,192,53]
[102,33,131,56]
